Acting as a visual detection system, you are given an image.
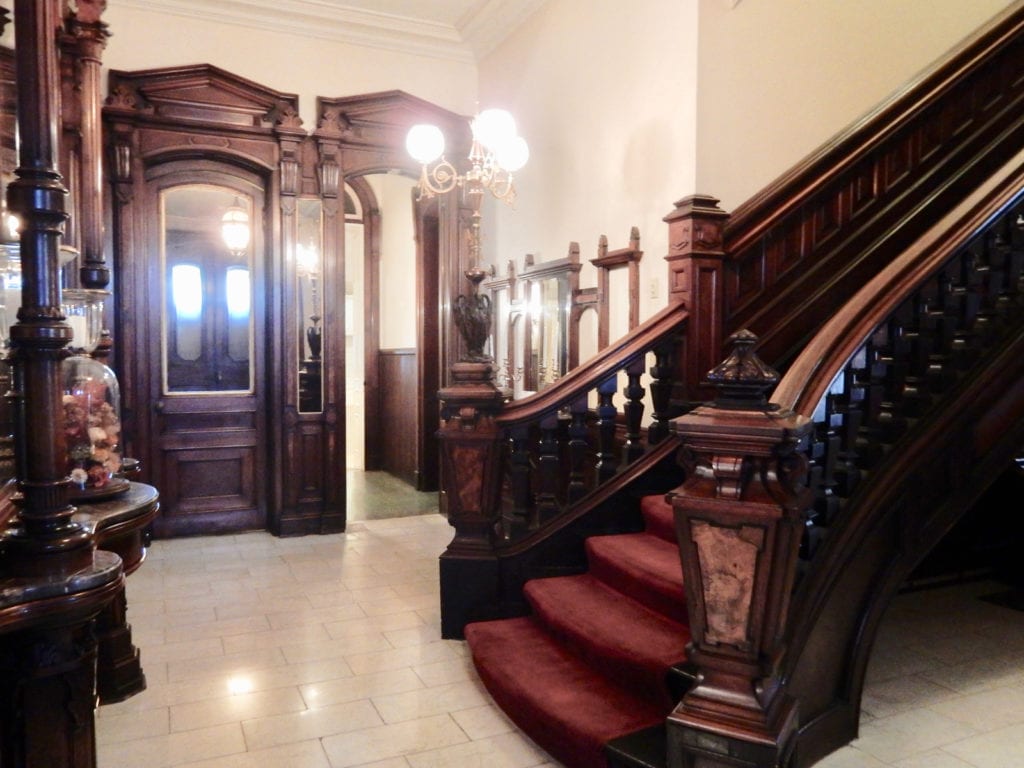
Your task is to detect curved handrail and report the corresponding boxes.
[721,1,1024,365]
[773,145,1024,416]
[727,2,1024,249]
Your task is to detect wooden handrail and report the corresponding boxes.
[774,145,1024,415]
[722,1,1024,366]
[499,301,686,426]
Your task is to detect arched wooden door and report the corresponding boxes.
[140,163,269,537]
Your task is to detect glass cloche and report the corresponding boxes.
[61,354,126,497]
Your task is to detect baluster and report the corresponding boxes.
[566,395,590,502]
[596,375,619,481]
[621,357,645,464]
[832,362,864,498]
[647,338,675,444]
[535,413,561,524]
[508,425,532,532]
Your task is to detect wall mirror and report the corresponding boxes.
[161,184,254,394]
[527,275,569,392]
[296,197,323,413]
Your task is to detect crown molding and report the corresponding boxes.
[117,0,547,63]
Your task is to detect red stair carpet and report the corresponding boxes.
[464,494,690,768]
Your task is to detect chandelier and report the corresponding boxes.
[406,108,528,261]
[406,108,528,204]
[221,198,250,256]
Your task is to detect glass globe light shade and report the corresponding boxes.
[221,205,250,254]
[495,135,529,172]
[296,242,319,275]
[406,123,445,164]
[472,108,516,151]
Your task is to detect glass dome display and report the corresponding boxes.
[61,354,125,496]
[61,288,108,353]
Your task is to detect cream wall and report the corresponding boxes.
[373,175,419,350]
[478,0,1016,330]
[477,0,699,323]
[696,0,1017,213]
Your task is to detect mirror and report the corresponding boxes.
[297,197,323,413]
[161,185,254,393]
[527,276,569,391]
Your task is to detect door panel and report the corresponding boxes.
[145,167,267,538]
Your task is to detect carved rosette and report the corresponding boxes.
[667,331,812,767]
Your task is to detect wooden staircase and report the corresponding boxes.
[439,5,1024,767]
[464,494,688,767]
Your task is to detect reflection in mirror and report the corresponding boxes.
[526,276,569,392]
[491,286,509,387]
[343,187,364,467]
[162,185,253,393]
[297,198,323,413]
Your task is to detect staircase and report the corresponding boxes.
[464,493,688,768]
[440,6,1024,768]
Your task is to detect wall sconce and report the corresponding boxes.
[406,108,528,263]
[221,198,250,256]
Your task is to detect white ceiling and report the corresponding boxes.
[120,0,549,62]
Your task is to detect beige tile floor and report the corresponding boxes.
[97,472,1024,768]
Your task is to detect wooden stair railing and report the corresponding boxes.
[438,299,691,638]
[438,0,1024,650]
[667,145,1024,768]
[716,0,1024,382]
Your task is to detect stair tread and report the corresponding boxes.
[586,532,687,623]
[465,615,668,768]
[525,572,689,700]
[639,493,675,542]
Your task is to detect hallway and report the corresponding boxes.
[95,475,1024,768]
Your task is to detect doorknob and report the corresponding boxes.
[154,399,164,413]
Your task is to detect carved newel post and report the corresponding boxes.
[438,267,508,639]
[667,330,813,768]
[662,194,730,404]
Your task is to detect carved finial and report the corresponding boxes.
[704,329,779,410]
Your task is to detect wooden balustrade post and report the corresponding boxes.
[663,194,730,404]
[666,331,813,768]
[438,269,509,639]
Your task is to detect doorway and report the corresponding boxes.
[143,163,267,537]
[345,173,440,493]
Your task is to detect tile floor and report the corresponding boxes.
[96,472,1024,768]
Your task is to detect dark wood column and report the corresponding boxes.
[667,331,812,768]
[0,2,124,767]
[62,0,110,289]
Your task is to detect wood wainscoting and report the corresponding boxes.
[377,348,419,487]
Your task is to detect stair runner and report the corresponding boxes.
[464,494,690,768]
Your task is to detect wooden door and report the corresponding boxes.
[145,165,267,537]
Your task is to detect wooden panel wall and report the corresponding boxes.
[378,348,418,486]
